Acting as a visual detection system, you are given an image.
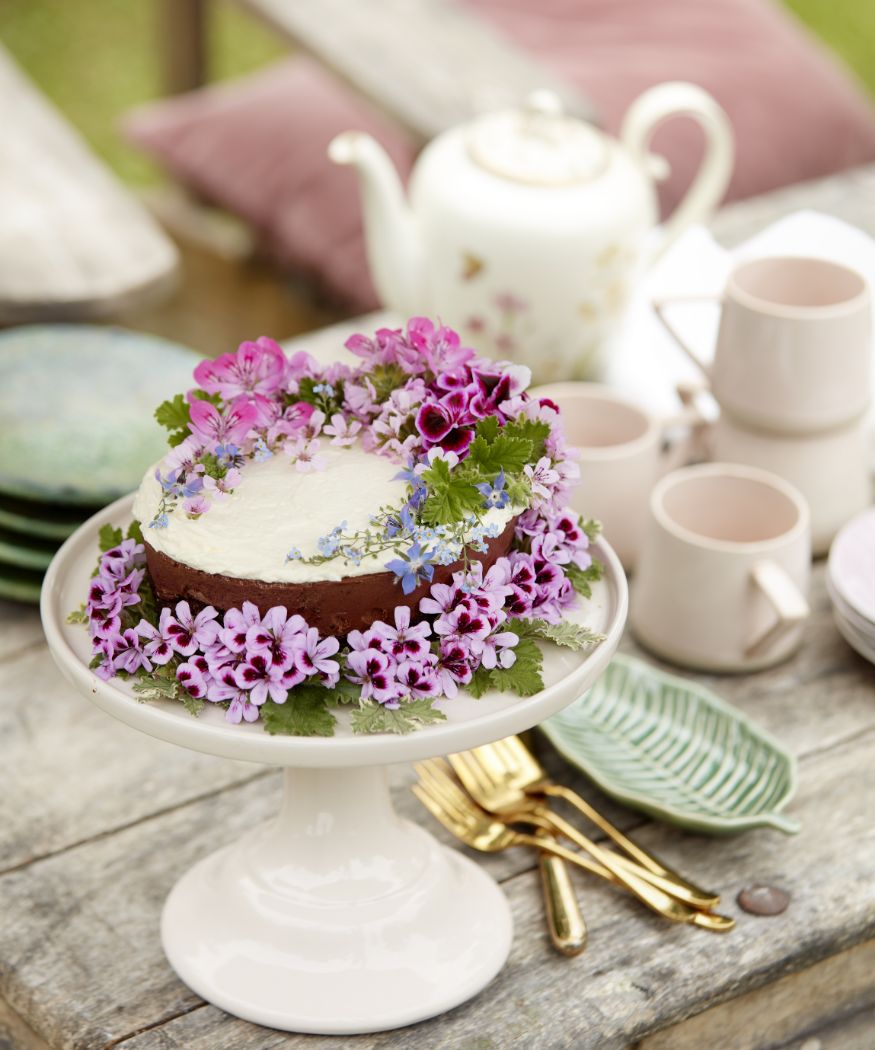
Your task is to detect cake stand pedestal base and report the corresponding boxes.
[161,766,513,1035]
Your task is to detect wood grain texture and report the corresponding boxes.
[236,0,594,143]
[0,47,179,321]
[637,941,875,1050]
[4,721,870,1050]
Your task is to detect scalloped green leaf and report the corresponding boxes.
[541,654,799,836]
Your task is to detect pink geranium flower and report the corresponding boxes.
[188,396,259,448]
[193,337,287,399]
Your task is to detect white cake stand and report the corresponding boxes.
[41,495,627,1035]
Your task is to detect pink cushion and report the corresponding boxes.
[126,1,875,310]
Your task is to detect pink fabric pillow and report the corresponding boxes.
[126,59,415,309]
[126,1,875,310]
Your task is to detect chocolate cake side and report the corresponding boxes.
[143,518,518,636]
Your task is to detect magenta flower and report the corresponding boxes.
[246,606,307,666]
[371,605,431,660]
[406,317,475,374]
[434,598,491,646]
[415,389,476,455]
[233,652,289,705]
[295,628,340,684]
[419,580,462,617]
[220,601,262,652]
[346,648,398,705]
[188,396,258,447]
[164,601,220,656]
[177,659,211,699]
[111,626,154,675]
[478,629,518,670]
[395,659,439,701]
[436,641,474,698]
[139,609,177,665]
[323,412,362,447]
[193,336,287,399]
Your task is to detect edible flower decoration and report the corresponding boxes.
[69,319,605,737]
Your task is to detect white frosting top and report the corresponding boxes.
[133,444,515,583]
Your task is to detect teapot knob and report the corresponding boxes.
[524,90,564,118]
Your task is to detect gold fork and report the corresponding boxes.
[454,736,720,907]
[443,751,717,910]
[413,761,734,933]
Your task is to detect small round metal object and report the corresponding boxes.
[737,884,791,916]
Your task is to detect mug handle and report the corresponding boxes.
[745,561,810,658]
[657,391,710,473]
[620,82,734,265]
[652,295,720,376]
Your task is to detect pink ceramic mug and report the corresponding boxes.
[631,463,811,672]
[531,382,703,571]
[654,255,871,434]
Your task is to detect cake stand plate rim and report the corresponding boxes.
[41,493,628,768]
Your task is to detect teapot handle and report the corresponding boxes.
[621,82,734,266]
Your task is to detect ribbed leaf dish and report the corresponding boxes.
[541,654,800,835]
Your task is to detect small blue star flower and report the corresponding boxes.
[286,547,303,562]
[312,382,334,396]
[253,437,273,462]
[149,513,169,530]
[386,541,435,595]
[214,442,241,467]
[476,468,510,510]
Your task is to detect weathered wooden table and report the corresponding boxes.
[0,47,178,323]
[2,168,875,1050]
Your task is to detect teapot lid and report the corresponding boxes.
[467,91,609,186]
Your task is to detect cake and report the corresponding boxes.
[73,318,603,736]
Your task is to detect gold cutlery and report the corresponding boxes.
[453,736,720,908]
[535,830,588,956]
[413,761,734,933]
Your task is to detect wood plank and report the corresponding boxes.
[161,0,208,96]
[0,997,51,1050]
[237,0,593,143]
[0,47,179,322]
[5,727,868,1050]
[638,941,875,1050]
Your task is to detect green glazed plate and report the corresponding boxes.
[0,562,44,605]
[0,493,91,540]
[0,324,197,505]
[541,653,800,836]
[0,526,59,571]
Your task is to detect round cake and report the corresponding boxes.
[134,445,517,635]
[72,317,602,737]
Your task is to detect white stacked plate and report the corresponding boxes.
[827,507,875,664]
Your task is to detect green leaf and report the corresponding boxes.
[466,666,493,699]
[154,393,191,432]
[522,618,605,650]
[132,673,194,712]
[189,389,221,405]
[198,453,227,481]
[166,429,189,448]
[503,418,551,460]
[126,520,144,544]
[262,687,338,737]
[369,362,406,401]
[66,606,88,625]
[473,415,500,444]
[419,456,484,526]
[566,559,604,600]
[487,634,544,697]
[98,524,123,552]
[582,518,602,543]
[468,432,532,477]
[351,699,446,735]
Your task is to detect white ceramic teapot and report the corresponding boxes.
[330,84,733,381]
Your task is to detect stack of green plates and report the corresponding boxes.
[0,325,197,604]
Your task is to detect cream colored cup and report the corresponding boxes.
[631,463,811,672]
[654,255,871,434]
[707,412,872,556]
[531,382,702,570]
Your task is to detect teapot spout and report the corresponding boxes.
[329,131,423,315]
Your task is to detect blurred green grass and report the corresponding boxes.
[0,0,872,186]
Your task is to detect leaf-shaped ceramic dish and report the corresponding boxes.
[541,654,800,835]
